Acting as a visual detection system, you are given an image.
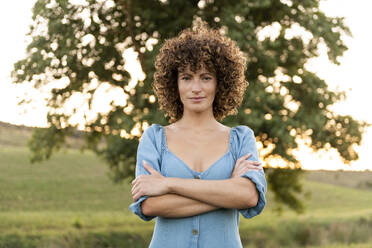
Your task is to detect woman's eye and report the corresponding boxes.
[181,76,190,80]
[203,77,212,80]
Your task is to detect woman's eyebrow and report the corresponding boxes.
[200,72,214,76]
[178,72,192,76]
[178,72,214,77]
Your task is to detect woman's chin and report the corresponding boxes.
[185,105,211,113]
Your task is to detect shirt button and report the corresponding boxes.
[192,229,198,235]
[194,175,200,179]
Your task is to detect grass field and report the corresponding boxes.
[1,122,372,247]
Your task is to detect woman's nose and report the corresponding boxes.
[191,79,202,92]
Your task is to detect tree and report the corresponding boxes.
[12,0,366,213]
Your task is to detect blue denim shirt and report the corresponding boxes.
[129,124,267,248]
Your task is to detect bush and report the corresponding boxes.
[0,232,149,248]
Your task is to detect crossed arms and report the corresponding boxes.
[131,154,263,218]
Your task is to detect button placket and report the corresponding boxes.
[191,215,200,247]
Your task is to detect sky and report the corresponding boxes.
[0,0,371,171]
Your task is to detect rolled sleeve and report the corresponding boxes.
[129,195,153,221]
[234,126,267,219]
[239,169,267,218]
[129,124,162,221]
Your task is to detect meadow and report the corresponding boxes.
[1,122,372,248]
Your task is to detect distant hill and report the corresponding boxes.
[0,121,86,149]
[304,170,372,190]
[0,121,34,147]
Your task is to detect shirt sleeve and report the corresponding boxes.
[234,126,267,219]
[129,124,163,221]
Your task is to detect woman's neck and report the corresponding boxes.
[175,111,221,131]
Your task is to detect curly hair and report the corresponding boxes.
[152,21,248,123]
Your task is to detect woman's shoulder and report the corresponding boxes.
[141,124,164,142]
[230,125,255,146]
[229,125,256,160]
[231,125,254,134]
[139,124,165,154]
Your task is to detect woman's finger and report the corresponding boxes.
[241,164,263,172]
[237,164,256,174]
[131,184,140,197]
[235,167,251,177]
[132,188,141,200]
[132,186,144,201]
[249,160,261,164]
[131,182,138,194]
[248,162,262,166]
[143,160,161,175]
[232,163,245,177]
[133,192,141,202]
[244,160,261,166]
[245,162,262,168]
[237,153,251,163]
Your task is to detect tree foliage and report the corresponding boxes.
[12,0,367,213]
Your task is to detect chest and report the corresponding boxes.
[164,129,231,173]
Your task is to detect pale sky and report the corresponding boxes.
[0,0,371,171]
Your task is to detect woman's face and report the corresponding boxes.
[177,64,217,115]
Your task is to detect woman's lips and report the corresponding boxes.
[190,97,205,102]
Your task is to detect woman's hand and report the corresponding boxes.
[231,153,262,178]
[131,160,169,202]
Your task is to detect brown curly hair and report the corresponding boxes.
[152,20,248,123]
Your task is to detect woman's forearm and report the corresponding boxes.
[142,193,220,218]
[166,177,259,209]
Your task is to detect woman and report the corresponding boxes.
[129,21,267,248]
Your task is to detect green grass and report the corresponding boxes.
[0,146,132,212]
[0,146,137,232]
[1,141,372,247]
[309,244,372,248]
